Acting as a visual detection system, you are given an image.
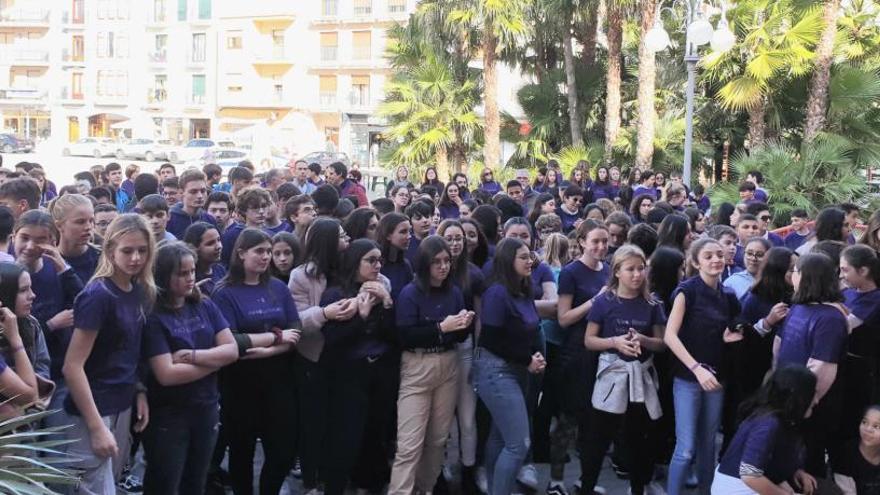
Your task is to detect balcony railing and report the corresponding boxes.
[319,91,337,106]
[0,50,50,64]
[188,94,206,105]
[0,87,45,101]
[59,87,84,101]
[147,88,167,103]
[388,2,406,13]
[61,11,85,26]
[352,46,372,60]
[149,50,167,63]
[62,49,85,63]
[0,8,49,24]
[322,0,338,16]
[353,3,372,15]
[320,46,338,61]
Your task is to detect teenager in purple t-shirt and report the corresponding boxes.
[182,222,226,297]
[63,214,156,494]
[664,238,742,495]
[377,212,414,301]
[219,187,272,267]
[581,245,667,495]
[473,238,545,495]
[52,193,102,287]
[774,252,848,478]
[142,242,238,494]
[211,228,302,495]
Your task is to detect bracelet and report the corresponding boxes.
[9,344,24,354]
[271,327,283,346]
[321,307,328,320]
[689,362,702,372]
[191,349,196,365]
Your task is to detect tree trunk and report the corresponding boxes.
[436,146,450,181]
[562,18,583,147]
[483,30,501,170]
[603,2,623,164]
[803,0,840,143]
[747,99,766,151]
[635,0,657,169]
[575,6,598,68]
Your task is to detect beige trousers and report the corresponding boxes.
[388,349,459,494]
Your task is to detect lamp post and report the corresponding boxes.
[645,1,735,187]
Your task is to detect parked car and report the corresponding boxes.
[202,148,251,175]
[115,138,159,160]
[146,139,175,162]
[0,133,34,153]
[168,139,216,164]
[300,151,351,169]
[62,137,117,158]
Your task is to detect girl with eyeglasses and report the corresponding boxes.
[319,239,396,495]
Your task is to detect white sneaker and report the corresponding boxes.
[646,481,667,495]
[516,464,539,489]
[476,466,489,494]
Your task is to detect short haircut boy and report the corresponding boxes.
[178,168,207,190]
[140,193,169,214]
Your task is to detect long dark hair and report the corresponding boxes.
[154,241,201,312]
[218,228,272,289]
[270,232,301,280]
[376,212,409,263]
[656,214,690,253]
[528,192,555,226]
[814,207,847,242]
[792,253,843,304]
[303,218,343,281]
[738,365,816,426]
[629,194,655,223]
[437,219,471,291]
[343,207,379,241]
[490,237,531,298]
[0,262,38,351]
[649,246,685,313]
[751,247,795,303]
[413,236,453,292]
[182,221,220,269]
[337,238,380,294]
[715,202,735,227]
[842,244,880,287]
[471,204,501,244]
[460,217,489,267]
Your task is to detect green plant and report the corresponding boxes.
[0,409,78,494]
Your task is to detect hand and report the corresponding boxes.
[0,306,18,338]
[171,349,192,364]
[47,309,74,331]
[243,346,278,359]
[693,366,721,391]
[793,469,816,495]
[325,298,357,321]
[361,282,391,306]
[612,335,641,357]
[439,312,469,333]
[765,302,789,326]
[723,328,744,343]
[89,423,119,458]
[281,329,301,346]
[40,244,68,273]
[528,352,546,374]
[573,218,584,230]
[133,392,149,433]
[357,292,374,319]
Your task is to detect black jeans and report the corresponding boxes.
[143,403,219,495]
[580,404,657,495]
[294,354,328,490]
[321,353,397,495]
[221,356,298,495]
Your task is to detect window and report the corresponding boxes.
[351,75,370,106]
[72,0,84,23]
[226,31,242,49]
[71,72,83,99]
[97,32,112,58]
[227,85,242,93]
[352,31,371,60]
[322,0,337,16]
[388,0,406,13]
[177,0,186,21]
[97,70,128,97]
[320,32,338,61]
[272,29,285,58]
[151,75,167,102]
[72,35,84,62]
[197,0,210,19]
[274,84,283,102]
[191,33,206,62]
[320,75,337,106]
[191,74,206,103]
[353,0,371,15]
[155,34,167,52]
[153,0,166,22]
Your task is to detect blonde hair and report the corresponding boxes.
[49,193,93,224]
[606,244,654,302]
[91,214,157,307]
[543,233,570,268]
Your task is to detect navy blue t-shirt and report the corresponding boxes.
[438,203,460,220]
[166,203,218,240]
[66,278,146,416]
[143,299,229,408]
[558,259,610,328]
[62,245,101,286]
[845,288,880,357]
[456,262,486,311]
[587,292,666,362]
[739,291,777,328]
[555,207,581,234]
[405,235,423,268]
[482,259,554,300]
[381,256,414,301]
[671,275,741,381]
[265,221,292,235]
[197,263,227,297]
[478,282,541,366]
[717,414,803,483]
[211,279,300,334]
[30,259,83,380]
[777,304,847,366]
[219,223,246,267]
[784,231,810,252]
[396,283,468,349]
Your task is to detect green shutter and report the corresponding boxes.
[192,75,206,97]
[198,0,210,19]
[177,0,186,20]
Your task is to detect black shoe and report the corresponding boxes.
[461,465,478,495]
[434,470,449,495]
[612,460,630,480]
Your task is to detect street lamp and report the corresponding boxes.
[645,1,735,187]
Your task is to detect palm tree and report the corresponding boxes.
[635,0,657,168]
[803,0,842,143]
[449,0,530,170]
[562,7,584,147]
[604,0,624,163]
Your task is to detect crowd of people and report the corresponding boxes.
[1,154,880,495]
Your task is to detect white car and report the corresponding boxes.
[168,138,216,164]
[202,148,250,175]
[115,138,162,161]
[63,137,117,158]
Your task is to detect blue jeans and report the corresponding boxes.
[667,377,724,495]
[143,403,219,495]
[473,349,529,495]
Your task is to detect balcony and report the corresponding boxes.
[61,11,85,29]
[0,87,46,104]
[145,88,167,110]
[319,91,337,108]
[61,49,86,67]
[146,12,168,29]
[345,92,374,113]
[148,50,168,65]
[252,14,295,30]
[186,94,207,107]
[58,87,86,105]
[188,53,207,68]
[218,93,291,110]
[252,47,294,69]
[320,46,338,62]
[352,46,372,61]
[0,8,50,28]
[94,93,128,107]
[0,49,50,67]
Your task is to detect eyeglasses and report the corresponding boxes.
[483,172,493,177]
[362,256,382,266]
[745,251,766,259]
[759,215,772,222]
[444,236,464,244]
[570,197,583,204]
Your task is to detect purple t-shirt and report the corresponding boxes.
[558,259,610,328]
[396,283,467,349]
[211,279,300,334]
[478,282,541,365]
[62,245,101,286]
[777,304,847,366]
[717,414,803,483]
[0,353,7,374]
[844,288,880,357]
[66,278,146,416]
[555,207,581,234]
[784,231,810,252]
[197,263,227,297]
[587,292,666,362]
[143,299,229,408]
